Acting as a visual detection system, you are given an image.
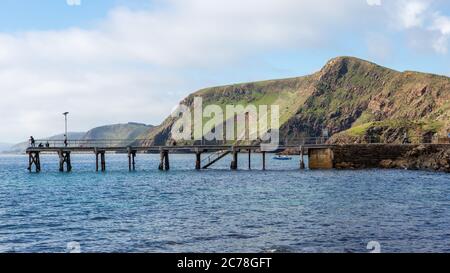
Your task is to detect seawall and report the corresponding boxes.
[308,144,450,172]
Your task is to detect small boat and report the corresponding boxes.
[273,155,292,161]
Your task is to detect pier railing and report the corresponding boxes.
[30,139,136,148]
[29,137,332,149]
[28,134,447,149]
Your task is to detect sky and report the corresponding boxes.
[0,0,450,143]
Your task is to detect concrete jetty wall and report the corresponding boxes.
[308,144,450,172]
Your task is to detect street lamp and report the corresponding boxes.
[63,112,69,146]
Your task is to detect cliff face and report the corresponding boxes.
[139,56,450,145]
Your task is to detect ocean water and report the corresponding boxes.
[0,153,449,253]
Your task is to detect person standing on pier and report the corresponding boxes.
[64,135,68,147]
[29,136,35,147]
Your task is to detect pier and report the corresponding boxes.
[25,138,330,173]
[26,139,450,173]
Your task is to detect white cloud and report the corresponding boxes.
[433,15,450,35]
[0,0,366,142]
[431,14,450,53]
[397,0,429,29]
[369,0,450,55]
[1,0,449,142]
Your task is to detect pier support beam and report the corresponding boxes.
[195,151,202,170]
[262,151,266,171]
[58,150,72,172]
[128,148,136,171]
[95,152,99,172]
[159,150,170,171]
[27,152,41,173]
[300,145,305,170]
[95,149,106,172]
[230,148,238,170]
[101,152,106,172]
[248,149,251,170]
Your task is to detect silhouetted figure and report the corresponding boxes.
[45,141,50,148]
[64,135,68,147]
[172,140,177,146]
[30,136,35,147]
[38,143,44,148]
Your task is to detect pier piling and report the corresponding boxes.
[58,150,72,172]
[95,152,99,172]
[195,151,202,170]
[100,152,106,172]
[300,145,305,170]
[27,152,41,173]
[262,151,266,171]
[128,148,136,171]
[94,149,106,172]
[159,150,170,171]
[230,148,238,170]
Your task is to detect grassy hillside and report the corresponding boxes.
[83,123,153,141]
[83,122,155,147]
[140,56,450,145]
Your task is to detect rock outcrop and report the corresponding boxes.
[331,144,450,172]
[379,145,450,172]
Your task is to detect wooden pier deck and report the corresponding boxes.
[26,141,328,173]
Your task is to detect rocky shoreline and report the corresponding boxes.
[379,145,450,173]
[282,144,450,172]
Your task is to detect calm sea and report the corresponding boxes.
[0,154,449,253]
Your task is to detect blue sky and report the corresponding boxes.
[0,0,449,142]
[0,0,151,31]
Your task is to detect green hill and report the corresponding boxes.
[82,122,154,144]
[139,56,450,145]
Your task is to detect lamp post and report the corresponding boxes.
[63,112,69,147]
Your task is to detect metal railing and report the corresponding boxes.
[27,135,449,149]
[29,139,138,148]
[201,150,228,165]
